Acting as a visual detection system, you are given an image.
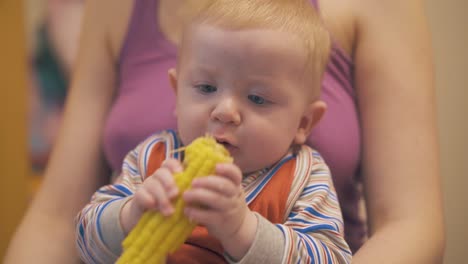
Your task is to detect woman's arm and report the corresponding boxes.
[353,0,445,262]
[4,0,130,262]
[46,0,84,76]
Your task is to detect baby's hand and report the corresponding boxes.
[182,163,252,242]
[120,158,182,234]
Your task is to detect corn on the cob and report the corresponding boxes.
[117,135,232,264]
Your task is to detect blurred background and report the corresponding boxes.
[0,0,466,262]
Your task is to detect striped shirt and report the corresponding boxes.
[76,130,352,263]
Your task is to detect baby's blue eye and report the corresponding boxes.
[248,95,266,105]
[196,84,217,93]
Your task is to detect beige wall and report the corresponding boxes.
[426,0,468,263]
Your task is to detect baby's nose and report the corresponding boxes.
[210,98,241,125]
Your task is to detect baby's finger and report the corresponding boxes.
[191,176,238,197]
[145,177,174,216]
[184,206,217,227]
[161,158,183,173]
[183,188,228,211]
[133,188,158,211]
[215,163,243,186]
[153,167,179,198]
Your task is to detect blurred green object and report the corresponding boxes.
[29,24,69,172]
[34,24,68,106]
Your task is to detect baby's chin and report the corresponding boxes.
[236,159,276,177]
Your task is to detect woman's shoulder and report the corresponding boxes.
[317,0,357,57]
[83,0,135,63]
[318,0,424,60]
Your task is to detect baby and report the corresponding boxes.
[76,0,352,263]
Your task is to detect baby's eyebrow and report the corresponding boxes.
[191,63,217,74]
[185,65,217,80]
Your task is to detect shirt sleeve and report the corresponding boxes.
[75,140,149,264]
[278,157,352,263]
[228,153,352,264]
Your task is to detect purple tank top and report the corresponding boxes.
[103,0,365,252]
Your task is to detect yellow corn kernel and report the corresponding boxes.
[117,135,232,264]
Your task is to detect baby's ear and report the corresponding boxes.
[168,68,178,94]
[168,68,178,117]
[294,100,326,145]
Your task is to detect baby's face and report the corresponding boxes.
[172,24,322,173]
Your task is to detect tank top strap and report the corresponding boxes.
[309,0,319,10]
[119,0,174,67]
[120,0,155,58]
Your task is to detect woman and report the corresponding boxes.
[5,0,445,263]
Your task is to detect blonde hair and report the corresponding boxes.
[184,0,331,90]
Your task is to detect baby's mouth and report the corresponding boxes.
[216,139,231,148]
[215,138,237,153]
